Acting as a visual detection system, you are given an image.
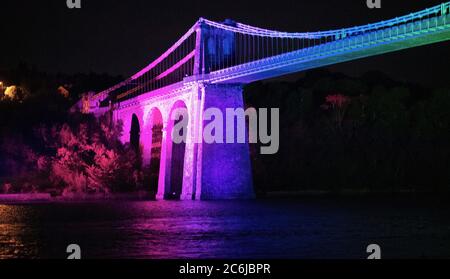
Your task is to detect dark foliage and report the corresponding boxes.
[0,66,140,195]
[245,69,450,194]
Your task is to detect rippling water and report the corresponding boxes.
[1,197,450,259]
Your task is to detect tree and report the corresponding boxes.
[321,94,351,132]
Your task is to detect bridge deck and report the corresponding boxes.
[205,14,450,84]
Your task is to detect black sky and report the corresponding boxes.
[2,0,450,87]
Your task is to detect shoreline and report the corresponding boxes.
[1,190,450,204]
[0,191,154,204]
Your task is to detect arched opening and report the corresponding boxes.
[130,114,140,152]
[149,108,163,195]
[165,101,188,200]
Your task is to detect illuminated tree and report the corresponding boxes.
[322,93,351,131]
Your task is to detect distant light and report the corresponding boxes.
[4,86,17,99]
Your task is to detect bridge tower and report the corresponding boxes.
[191,20,255,199]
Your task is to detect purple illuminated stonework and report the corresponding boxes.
[200,84,254,199]
[103,82,254,200]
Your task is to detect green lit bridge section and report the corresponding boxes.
[204,3,450,84]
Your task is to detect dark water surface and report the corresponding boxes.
[1,197,450,259]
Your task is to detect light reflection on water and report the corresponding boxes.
[0,198,450,259]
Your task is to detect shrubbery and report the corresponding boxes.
[0,66,138,195]
[1,113,142,195]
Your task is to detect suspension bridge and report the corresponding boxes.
[81,2,450,200]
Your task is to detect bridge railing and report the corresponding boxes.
[203,2,450,38]
[199,2,450,74]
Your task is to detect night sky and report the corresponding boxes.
[2,0,450,87]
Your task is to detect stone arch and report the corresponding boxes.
[130,113,140,152]
[148,108,164,195]
[164,100,189,200]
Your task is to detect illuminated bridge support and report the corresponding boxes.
[198,83,255,200]
[112,82,254,200]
